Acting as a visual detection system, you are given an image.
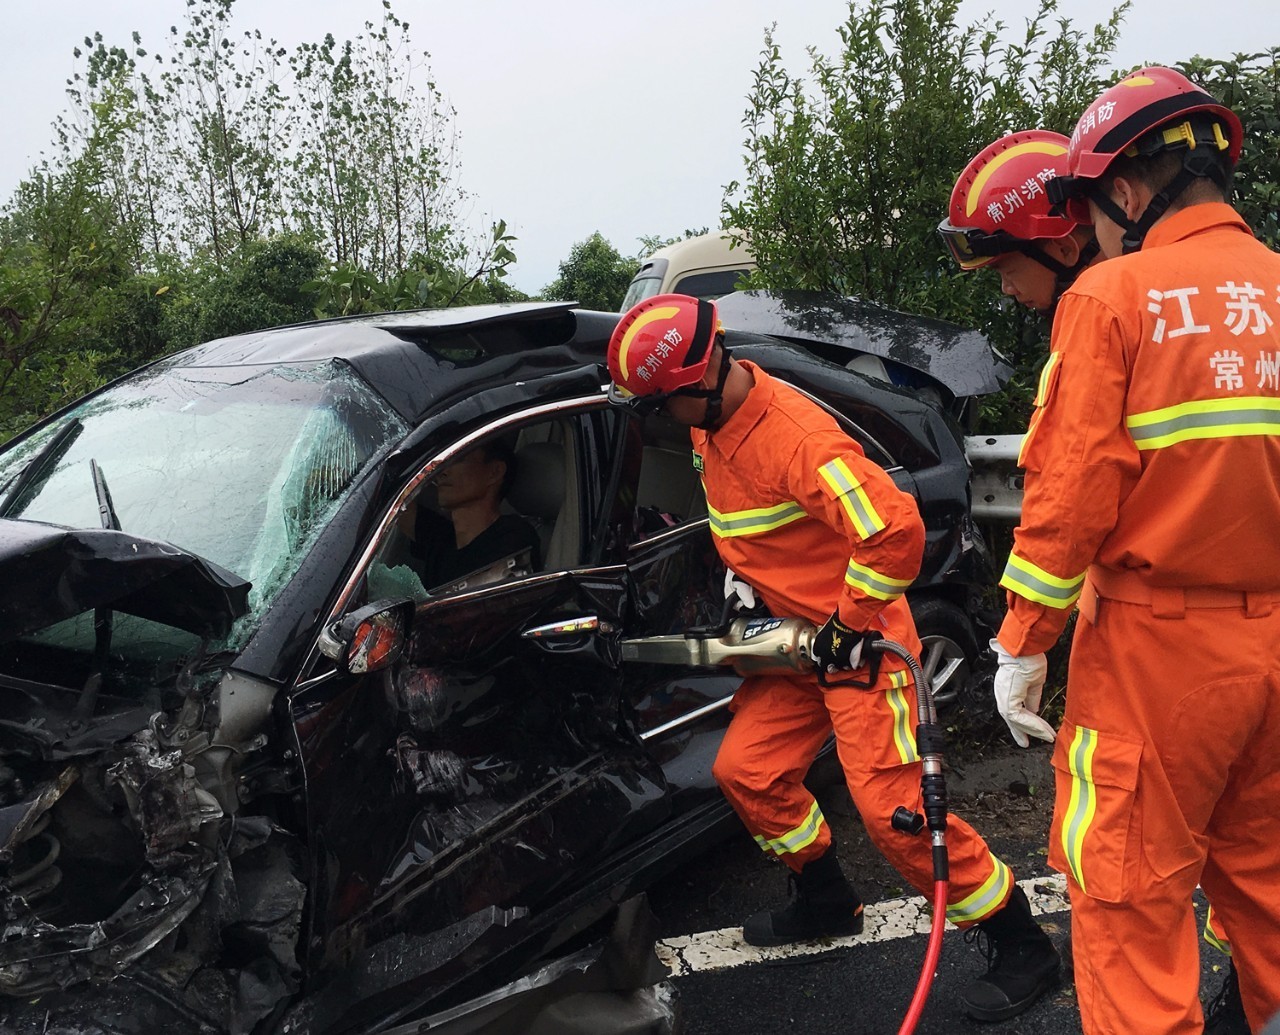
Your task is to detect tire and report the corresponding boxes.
[907,595,979,709]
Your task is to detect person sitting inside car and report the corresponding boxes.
[404,437,542,592]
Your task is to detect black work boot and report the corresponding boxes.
[960,885,1061,1021]
[741,846,865,946]
[1204,961,1250,1035]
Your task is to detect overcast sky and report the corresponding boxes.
[4,0,1272,293]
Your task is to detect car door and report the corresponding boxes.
[288,403,685,1000]
[591,407,744,813]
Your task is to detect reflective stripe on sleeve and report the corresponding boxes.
[1060,726,1099,895]
[844,559,913,601]
[707,499,807,538]
[1001,553,1086,609]
[751,800,825,857]
[1033,351,1062,407]
[818,458,887,540]
[946,854,1013,925]
[1127,396,1280,450]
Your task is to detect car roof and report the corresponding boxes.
[163,302,592,424]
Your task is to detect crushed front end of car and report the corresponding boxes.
[0,521,306,1034]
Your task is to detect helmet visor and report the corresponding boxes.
[606,382,675,416]
[606,378,718,417]
[937,219,1023,270]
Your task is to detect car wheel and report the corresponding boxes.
[908,596,978,709]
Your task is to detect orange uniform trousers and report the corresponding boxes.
[1053,578,1280,1033]
[713,664,1016,927]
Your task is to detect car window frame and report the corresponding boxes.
[312,395,611,650]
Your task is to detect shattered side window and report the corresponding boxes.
[1,361,407,677]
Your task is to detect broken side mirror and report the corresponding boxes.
[318,598,415,674]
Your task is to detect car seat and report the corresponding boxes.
[506,440,574,570]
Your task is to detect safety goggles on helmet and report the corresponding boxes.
[937,219,1027,270]
[606,381,686,416]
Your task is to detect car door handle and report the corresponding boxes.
[521,615,615,640]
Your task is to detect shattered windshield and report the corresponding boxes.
[0,361,407,666]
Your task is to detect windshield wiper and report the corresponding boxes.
[75,459,121,723]
[90,458,121,531]
[0,418,83,517]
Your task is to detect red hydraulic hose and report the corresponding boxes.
[867,638,950,1035]
[897,878,949,1035]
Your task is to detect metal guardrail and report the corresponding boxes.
[965,434,1025,523]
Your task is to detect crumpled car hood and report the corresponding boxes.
[0,519,250,643]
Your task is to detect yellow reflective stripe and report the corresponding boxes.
[886,682,920,764]
[1203,907,1232,956]
[819,459,886,540]
[1000,553,1086,609]
[946,854,1013,924]
[707,499,807,538]
[1061,726,1100,894]
[752,800,826,856]
[1033,352,1062,407]
[1127,396,1280,450]
[844,559,912,601]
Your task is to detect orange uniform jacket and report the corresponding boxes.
[999,203,1280,655]
[691,361,924,639]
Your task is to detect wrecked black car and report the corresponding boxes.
[0,296,1006,1034]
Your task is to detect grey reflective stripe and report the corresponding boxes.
[1127,397,1280,449]
[845,559,911,602]
[752,801,825,856]
[945,855,1012,924]
[707,500,807,538]
[1000,554,1085,609]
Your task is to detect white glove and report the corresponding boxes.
[990,639,1056,748]
[723,568,758,611]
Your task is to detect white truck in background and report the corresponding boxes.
[621,230,756,310]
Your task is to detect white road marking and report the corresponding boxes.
[656,873,1069,976]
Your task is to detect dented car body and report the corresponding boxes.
[0,296,1006,1033]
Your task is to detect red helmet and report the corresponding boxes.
[939,131,1077,270]
[1050,66,1243,227]
[1067,66,1242,181]
[607,294,720,403]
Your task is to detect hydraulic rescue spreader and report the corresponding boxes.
[621,616,950,1035]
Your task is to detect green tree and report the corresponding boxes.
[306,219,519,317]
[1180,50,1280,248]
[159,236,325,348]
[0,0,519,437]
[0,124,140,440]
[543,232,637,311]
[724,0,1127,430]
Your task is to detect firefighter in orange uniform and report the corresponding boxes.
[991,66,1280,1032]
[607,294,1059,1022]
[944,122,1249,1034]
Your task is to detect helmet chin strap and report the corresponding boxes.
[1086,147,1230,254]
[1018,236,1101,313]
[694,345,733,430]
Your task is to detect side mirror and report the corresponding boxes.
[318,598,415,674]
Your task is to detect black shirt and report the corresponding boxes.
[413,511,542,589]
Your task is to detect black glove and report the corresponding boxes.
[811,611,870,673]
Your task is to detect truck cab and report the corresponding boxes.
[620,230,756,310]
